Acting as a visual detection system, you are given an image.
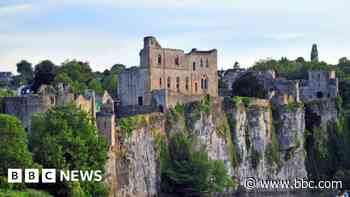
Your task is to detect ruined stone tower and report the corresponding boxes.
[117,36,218,109]
[311,44,319,62]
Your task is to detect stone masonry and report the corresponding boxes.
[117,36,218,109]
[222,67,337,105]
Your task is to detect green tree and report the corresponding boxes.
[29,105,108,196]
[58,60,94,84]
[161,132,233,194]
[101,64,125,96]
[0,89,15,113]
[0,114,34,189]
[16,60,34,84]
[88,79,103,95]
[32,60,57,92]
[102,75,117,97]
[110,64,125,74]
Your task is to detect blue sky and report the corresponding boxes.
[0,0,349,72]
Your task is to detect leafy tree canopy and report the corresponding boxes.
[0,114,34,191]
[29,105,108,196]
[16,60,34,83]
[161,132,234,194]
[32,60,57,92]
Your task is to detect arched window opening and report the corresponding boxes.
[206,59,209,67]
[176,77,180,92]
[202,75,208,90]
[193,62,196,71]
[175,56,180,65]
[185,77,189,90]
[158,55,162,65]
[195,82,198,92]
[159,78,162,87]
[167,77,171,89]
[200,58,203,67]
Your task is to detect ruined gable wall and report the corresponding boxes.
[117,68,150,106]
[96,113,115,147]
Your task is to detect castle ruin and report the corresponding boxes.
[117,36,218,112]
[221,67,338,105]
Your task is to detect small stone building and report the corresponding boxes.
[300,70,338,102]
[117,36,218,110]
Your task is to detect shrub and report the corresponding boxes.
[161,132,234,194]
[29,105,108,196]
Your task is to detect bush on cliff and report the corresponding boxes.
[29,105,109,197]
[161,132,234,194]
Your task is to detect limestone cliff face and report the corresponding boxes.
[275,105,307,180]
[107,114,164,197]
[165,98,307,187]
[229,101,307,185]
[106,98,338,194]
[304,99,340,181]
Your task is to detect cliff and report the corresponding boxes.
[107,114,164,197]
[107,96,339,195]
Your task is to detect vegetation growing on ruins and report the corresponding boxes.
[266,122,281,166]
[198,94,212,115]
[119,114,147,138]
[215,112,240,168]
[232,74,268,98]
[0,89,15,113]
[166,103,187,130]
[232,96,251,108]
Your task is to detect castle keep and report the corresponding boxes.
[117,36,218,110]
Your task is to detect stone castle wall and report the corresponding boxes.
[300,70,338,102]
[3,95,55,130]
[222,69,337,105]
[118,36,218,108]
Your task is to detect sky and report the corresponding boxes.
[0,0,350,73]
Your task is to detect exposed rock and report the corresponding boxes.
[107,114,163,197]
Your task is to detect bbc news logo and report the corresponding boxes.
[8,169,102,183]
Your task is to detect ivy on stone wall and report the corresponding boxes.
[232,96,251,108]
[267,108,281,166]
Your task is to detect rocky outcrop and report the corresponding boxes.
[164,97,308,188]
[107,114,164,197]
[106,97,339,194]
[275,105,307,180]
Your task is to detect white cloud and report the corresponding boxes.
[0,3,33,16]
